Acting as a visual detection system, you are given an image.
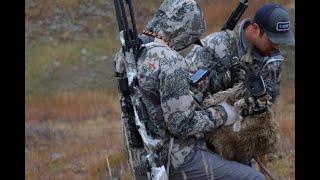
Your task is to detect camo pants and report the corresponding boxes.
[169,146,265,180]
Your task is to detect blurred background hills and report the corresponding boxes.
[25,0,294,95]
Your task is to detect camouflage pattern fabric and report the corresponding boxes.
[113,0,229,175]
[145,0,205,51]
[115,37,228,170]
[185,18,283,102]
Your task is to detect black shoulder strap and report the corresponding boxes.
[225,30,240,65]
[139,34,155,46]
[136,34,155,58]
[132,35,159,106]
[137,85,161,106]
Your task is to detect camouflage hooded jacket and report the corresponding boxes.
[114,0,228,171]
[185,18,284,102]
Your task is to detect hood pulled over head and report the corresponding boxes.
[145,0,205,51]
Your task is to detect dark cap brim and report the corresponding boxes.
[265,30,295,45]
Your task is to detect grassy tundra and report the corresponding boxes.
[25,0,295,179]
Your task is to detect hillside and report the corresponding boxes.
[25,0,294,95]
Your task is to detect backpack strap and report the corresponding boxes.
[139,34,155,47]
[261,54,284,70]
[225,29,240,63]
[137,85,161,106]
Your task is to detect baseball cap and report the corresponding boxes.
[253,3,295,45]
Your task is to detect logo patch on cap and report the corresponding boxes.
[276,21,290,31]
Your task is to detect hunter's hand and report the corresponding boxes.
[242,96,271,116]
[257,94,272,102]
[190,76,210,94]
[218,100,238,126]
[196,76,209,89]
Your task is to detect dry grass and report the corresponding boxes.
[25,82,294,179]
[25,117,130,179]
[26,90,120,122]
[263,81,295,180]
[25,90,126,179]
[25,90,132,179]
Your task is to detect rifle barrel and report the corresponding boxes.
[114,0,124,32]
[126,0,138,40]
[126,0,140,60]
[221,0,249,31]
[117,0,132,51]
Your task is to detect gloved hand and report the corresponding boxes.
[218,100,238,126]
[242,96,270,116]
[257,94,272,102]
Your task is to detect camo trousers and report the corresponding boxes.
[169,146,265,180]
